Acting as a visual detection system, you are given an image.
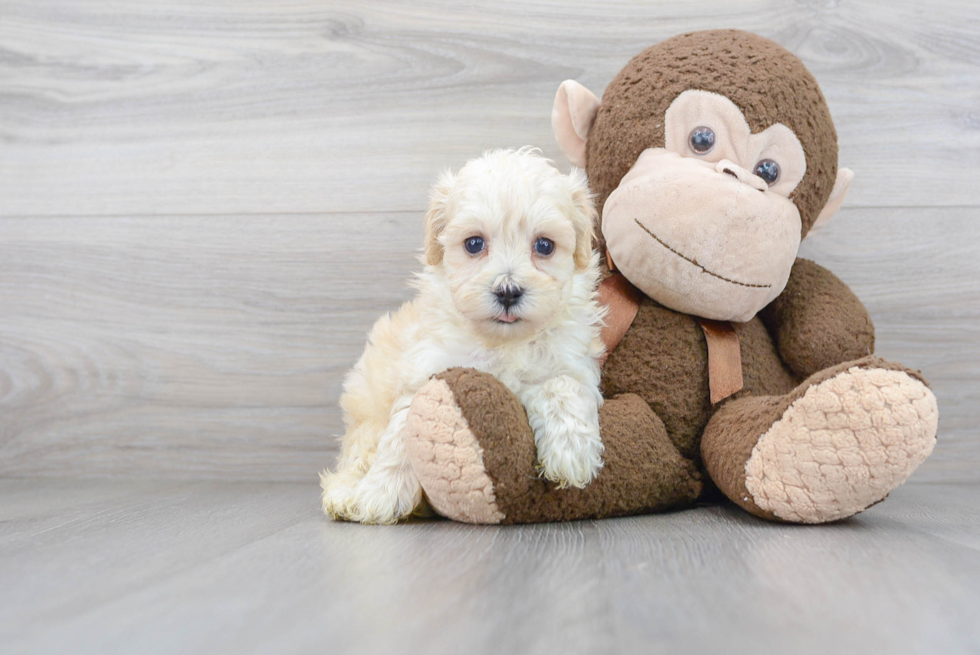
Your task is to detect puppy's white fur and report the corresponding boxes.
[321,148,605,524]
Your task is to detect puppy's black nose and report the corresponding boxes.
[494,285,524,309]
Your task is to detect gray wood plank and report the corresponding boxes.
[1,0,979,216]
[0,207,977,482]
[1,3,977,653]
[0,479,314,637]
[798,206,980,483]
[0,212,422,480]
[1,479,978,654]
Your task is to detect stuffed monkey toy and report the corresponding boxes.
[402,29,939,524]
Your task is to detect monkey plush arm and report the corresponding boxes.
[759,258,875,380]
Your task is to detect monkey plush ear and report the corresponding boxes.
[552,80,601,169]
[423,170,456,265]
[806,167,854,238]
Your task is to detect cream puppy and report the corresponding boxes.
[321,148,605,524]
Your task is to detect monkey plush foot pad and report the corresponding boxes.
[405,377,506,524]
[745,367,938,524]
[406,368,703,524]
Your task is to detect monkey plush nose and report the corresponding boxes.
[715,159,768,191]
[494,284,524,309]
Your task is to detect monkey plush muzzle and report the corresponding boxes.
[602,148,801,322]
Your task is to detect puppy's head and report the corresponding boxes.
[424,148,596,338]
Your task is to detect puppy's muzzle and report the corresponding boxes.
[492,280,524,310]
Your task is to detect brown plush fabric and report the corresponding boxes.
[587,29,838,257]
[436,368,702,523]
[701,394,786,521]
[404,31,938,526]
[601,298,711,461]
[601,298,797,464]
[431,368,538,510]
[759,258,876,379]
[732,317,799,396]
[701,356,930,521]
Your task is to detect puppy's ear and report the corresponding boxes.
[565,168,597,269]
[423,169,456,266]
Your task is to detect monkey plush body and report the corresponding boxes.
[402,30,939,524]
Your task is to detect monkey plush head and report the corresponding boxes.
[553,29,853,322]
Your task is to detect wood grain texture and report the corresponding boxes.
[798,207,980,483]
[1,479,978,654]
[1,0,979,216]
[0,207,977,482]
[0,1,978,482]
[0,213,422,479]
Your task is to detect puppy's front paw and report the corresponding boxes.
[534,424,604,489]
[321,471,361,521]
[322,466,422,525]
[350,472,421,525]
[526,376,605,489]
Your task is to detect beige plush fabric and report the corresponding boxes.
[405,378,505,524]
[745,366,939,523]
[663,90,808,197]
[601,147,802,322]
[587,30,839,249]
[552,80,601,169]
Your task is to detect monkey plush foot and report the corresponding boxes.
[405,368,701,524]
[404,368,522,524]
[703,356,938,524]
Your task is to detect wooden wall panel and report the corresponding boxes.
[0,0,977,482]
[0,208,976,481]
[1,1,978,216]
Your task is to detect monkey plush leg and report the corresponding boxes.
[702,356,938,524]
[404,368,702,524]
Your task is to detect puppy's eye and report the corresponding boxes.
[533,237,555,256]
[688,126,715,155]
[753,159,780,186]
[464,236,485,254]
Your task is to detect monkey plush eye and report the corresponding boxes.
[753,159,780,186]
[533,237,555,256]
[464,236,486,254]
[688,126,716,154]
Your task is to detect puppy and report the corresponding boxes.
[321,148,605,524]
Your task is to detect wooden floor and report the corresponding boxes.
[1,0,979,653]
[1,0,979,483]
[1,479,979,655]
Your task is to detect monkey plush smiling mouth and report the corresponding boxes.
[401,30,937,527]
[576,88,835,323]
